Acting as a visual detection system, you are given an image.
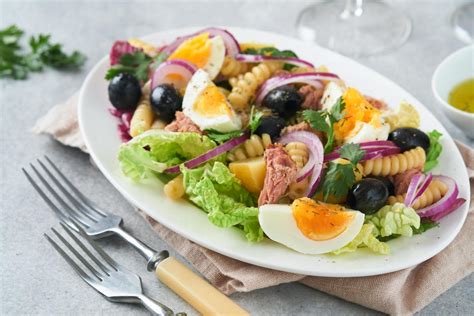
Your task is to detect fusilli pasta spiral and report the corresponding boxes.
[227,61,283,110]
[163,174,185,200]
[130,83,154,137]
[285,142,310,200]
[388,179,448,209]
[220,56,249,78]
[227,134,272,161]
[361,147,426,177]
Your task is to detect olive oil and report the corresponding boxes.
[448,78,474,113]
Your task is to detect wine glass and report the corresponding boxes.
[451,2,474,44]
[296,0,412,57]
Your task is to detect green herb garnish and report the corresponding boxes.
[243,46,298,70]
[105,51,167,81]
[424,130,443,172]
[318,143,365,201]
[412,218,439,235]
[248,106,263,134]
[303,96,345,153]
[205,130,244,144]
[0,24,86,80]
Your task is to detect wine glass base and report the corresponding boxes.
[452,2,474,44]
[296,0,412,57]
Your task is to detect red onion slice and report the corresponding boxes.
[109,41,137,65]
[164,133,249,173]
[278,131,324,197]
[411,173,433,205]
[235,54,314,68]
[255,72,341,105]
[108,107,132,142]
[417,176,466,219]
[162,27,240,57]
[150,59,197,91]
[404,173,424,206]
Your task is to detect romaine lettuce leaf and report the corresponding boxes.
[366,203,420,237]
[181,162,263,242]
[118,130,220,181]
[424,130,443,172]
[331,223,390,255]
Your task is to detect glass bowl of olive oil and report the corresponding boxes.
[432,45,474,139]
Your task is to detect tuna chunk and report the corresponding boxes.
[165,111,203,134]
[299,85,324,110]
[258,144,297,206]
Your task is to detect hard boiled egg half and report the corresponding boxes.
[168,33,225,80]
[259,198,364,254]
[183,69,242,132]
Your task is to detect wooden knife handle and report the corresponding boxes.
[155,256,249,316]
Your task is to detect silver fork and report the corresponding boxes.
[44,223,176,315]
[22,156,168,271]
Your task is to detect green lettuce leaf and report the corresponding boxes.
[424,130,443,172]
[118,130,220,181]
[331,223,390,255]
[366,203,420,237]
[181,162,263,242]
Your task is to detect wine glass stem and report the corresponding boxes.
[341,0,364,18]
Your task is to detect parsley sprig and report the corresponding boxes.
[0,25,86,80]
[205,106,263,144]
[243,46,298,70]
[319,143,365,201]
[105,51,167,82]
[303,97,345,153]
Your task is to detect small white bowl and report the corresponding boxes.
[432,45,474,139]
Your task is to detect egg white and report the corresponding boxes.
[321,81,345,110]
[344,121,390,144]
[258,204,365,255]
[182,69,241,132]
[203,36,226,80]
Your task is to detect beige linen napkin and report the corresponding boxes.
[34,95,474,316]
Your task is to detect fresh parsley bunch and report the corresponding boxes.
[0,25,86,80]
[319,143,365,202]
[303,97,346,153]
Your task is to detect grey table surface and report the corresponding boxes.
[1,0,473,315]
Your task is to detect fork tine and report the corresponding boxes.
[60,222,111,275]
[51,227,103,280]
[44,233,94,283]
[22,168,72,226]
[36,158,98,222]
[29,163,92,228]
[44,156,106,217]
[75,224,119,271]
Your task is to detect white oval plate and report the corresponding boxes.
[78,27,470,277]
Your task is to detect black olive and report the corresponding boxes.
[108,73,142,110]
[347,178,389,214]
[366,176,395,196]
[388,128,430,153]
[150,84,182,123]
[262,86,303,118]
[254,116,286,142]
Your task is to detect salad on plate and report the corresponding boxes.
[104,27,466,256]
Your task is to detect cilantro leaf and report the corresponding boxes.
[205,130,244,144]
[303,97,346,153]
[248,106,263,134]
[321,162,355,201]
[424,130,443,172]
[339,143,365,165]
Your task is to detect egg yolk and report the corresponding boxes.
[193,85,233,118]
[292,198,355,241]
[334,87,382,141]
[168,33,211,68]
